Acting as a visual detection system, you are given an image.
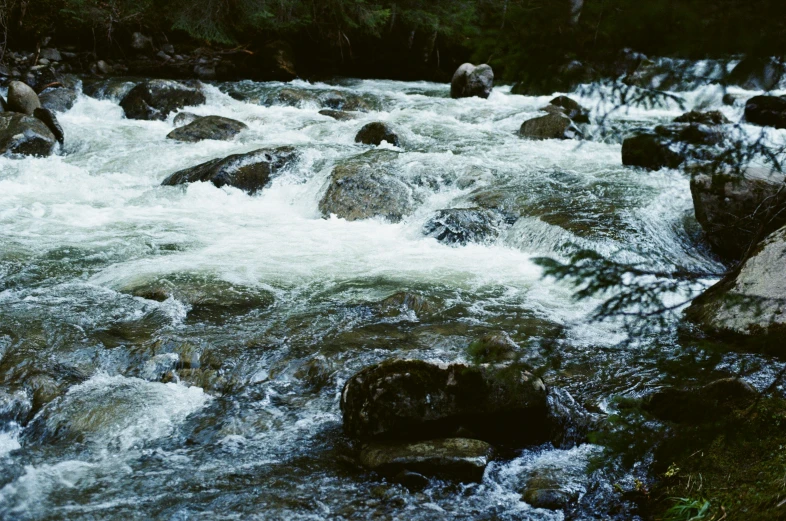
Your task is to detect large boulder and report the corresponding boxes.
[166,116,247,142]
[162,146,298,195]
[690,168,786,260]
[354,122,400,146]
[0,113,57,156]
[82,78,136,102]
[451,63,494,99]
[685,225,786,348]
[423,208,508,246]
[7,80,41,115]
[340,359,551,445]
[744,95,786,129]
[622,123,722,171]
[120,80,206,121]
[519,113,581,140]
[727,56,785,91]
[39,88,78,113]
[319,150,414,222]
[359,438,493,483]
[33,108,64,145]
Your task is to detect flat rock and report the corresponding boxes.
[167,116,247,142]
[162,146,298,195]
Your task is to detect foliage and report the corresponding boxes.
[664,496,712,521]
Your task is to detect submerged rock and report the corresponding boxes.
[519,113,581,140]
[522,470,578,511]
[39,87,78,113]
[621,122,721,171]
[451,63,494,99]
[121,79,206,121]
[685,225,786,348]
[355,122,400,146]
[319,109,356,121]
[377,292,440,318]
[341,358,550,445]
[690,168,786,260]
[644,378,758,424]
[162,146,298,195]
[674,110,730,126]
[0,112,57,156]
[319,150,413,222]
[167,116,248,142]
[7,80,41,115]
[423,208,508,246]
[33,108,64,144]
[744,95,786,129]
[467,332,519,364]
[359,438,493,482]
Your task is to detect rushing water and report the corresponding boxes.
[0,73,780,520]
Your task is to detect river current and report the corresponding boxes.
[0,73,779,520]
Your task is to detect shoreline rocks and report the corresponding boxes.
[451,63,494,99]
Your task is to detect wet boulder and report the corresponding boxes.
[519,112,581,140]
[359,438,493,483]
[319,90,373,112]
[377,292,440,319]
[82,78,136,102]
[39,87,78,113]
[166,116,248,142]
[521,470,579,511]
[33,108,64,144]
[544,96,590,124]
[690,168,786,260]
[685,225,786,348]
[0,113,57,156]
[173,112,199,126]
[674,110,730,126]
[355,122,400,146]
[727,56,785,91]
[7,80,41,115]
[744,95,786,129]
[340,358,550,445]
[621,123,721,171]
[621,131,682,170]
[467,332,519,364]
[423,207,508,246]
[162,146,298,195]
[644,378,758,424]
[120,80,206,121]
[451,63,494,99]
[319,109,356,121]
[319,150,414,222]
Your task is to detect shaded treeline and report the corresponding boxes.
[2,0,786,80]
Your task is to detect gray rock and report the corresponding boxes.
[319,90,372,112]
[521,471,579,511]
[685,225,786,347]
[130,32,154,52]
[33,108,64,144]
[173,112,199,126]
[39,48,62,62]
[519,113,581,140]
[156,51,171,61]
[319,109,356,121]
[451,63,494,99]
[82,78,136,101]
[691,168,786,260]
[620,122,723,171]
[359,438,493,482]
[319,150,413,222]
[121,80,206,121]
[340,358,550,445]
[0,113,57,156]
[355,121,400,146]
[423,208,508,245]
[39,88,78,112]
[545,96,590,124]
[162,146,298,195]
[745,95,786,129]
[94,60,112,75]
[167,116,247,142]
[161,43,175,55]
[7,80,41,115]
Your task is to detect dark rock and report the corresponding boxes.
[120,80,206,121]
[7,80,41,115]
[467,333,519,364]
[319,91,372,112]
[451,63,494,99]
[519,113,581,140]
[545,96,590,124]
[0,95,6,112]
[319,109,356,121]
[377,292,439,318]
[261,41,297,81]
[621,130,684,170]
[340,358,550,445]
[294,356,335,391]
[644,378,758,424]
[654,122,723,147]
[39,88,78,112]
[172,112,199,126]
[33,108,64,144]
[39,48,62,62]
[745,95,786,129]
[685,225,786,346]
[162,146,298,195]
[167,116,247,142]
[82,78,136,101]
[318,150,413,222]
[0,113,57,156]
[423,208,507,245]
[690,168,786,260]
[674,110,730,126]
[355,122,400,147]
[161,44,175,55]
[268,87,317,107]
[359,438,493,482]
[521,471,578,511]
[727,56,785,91]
